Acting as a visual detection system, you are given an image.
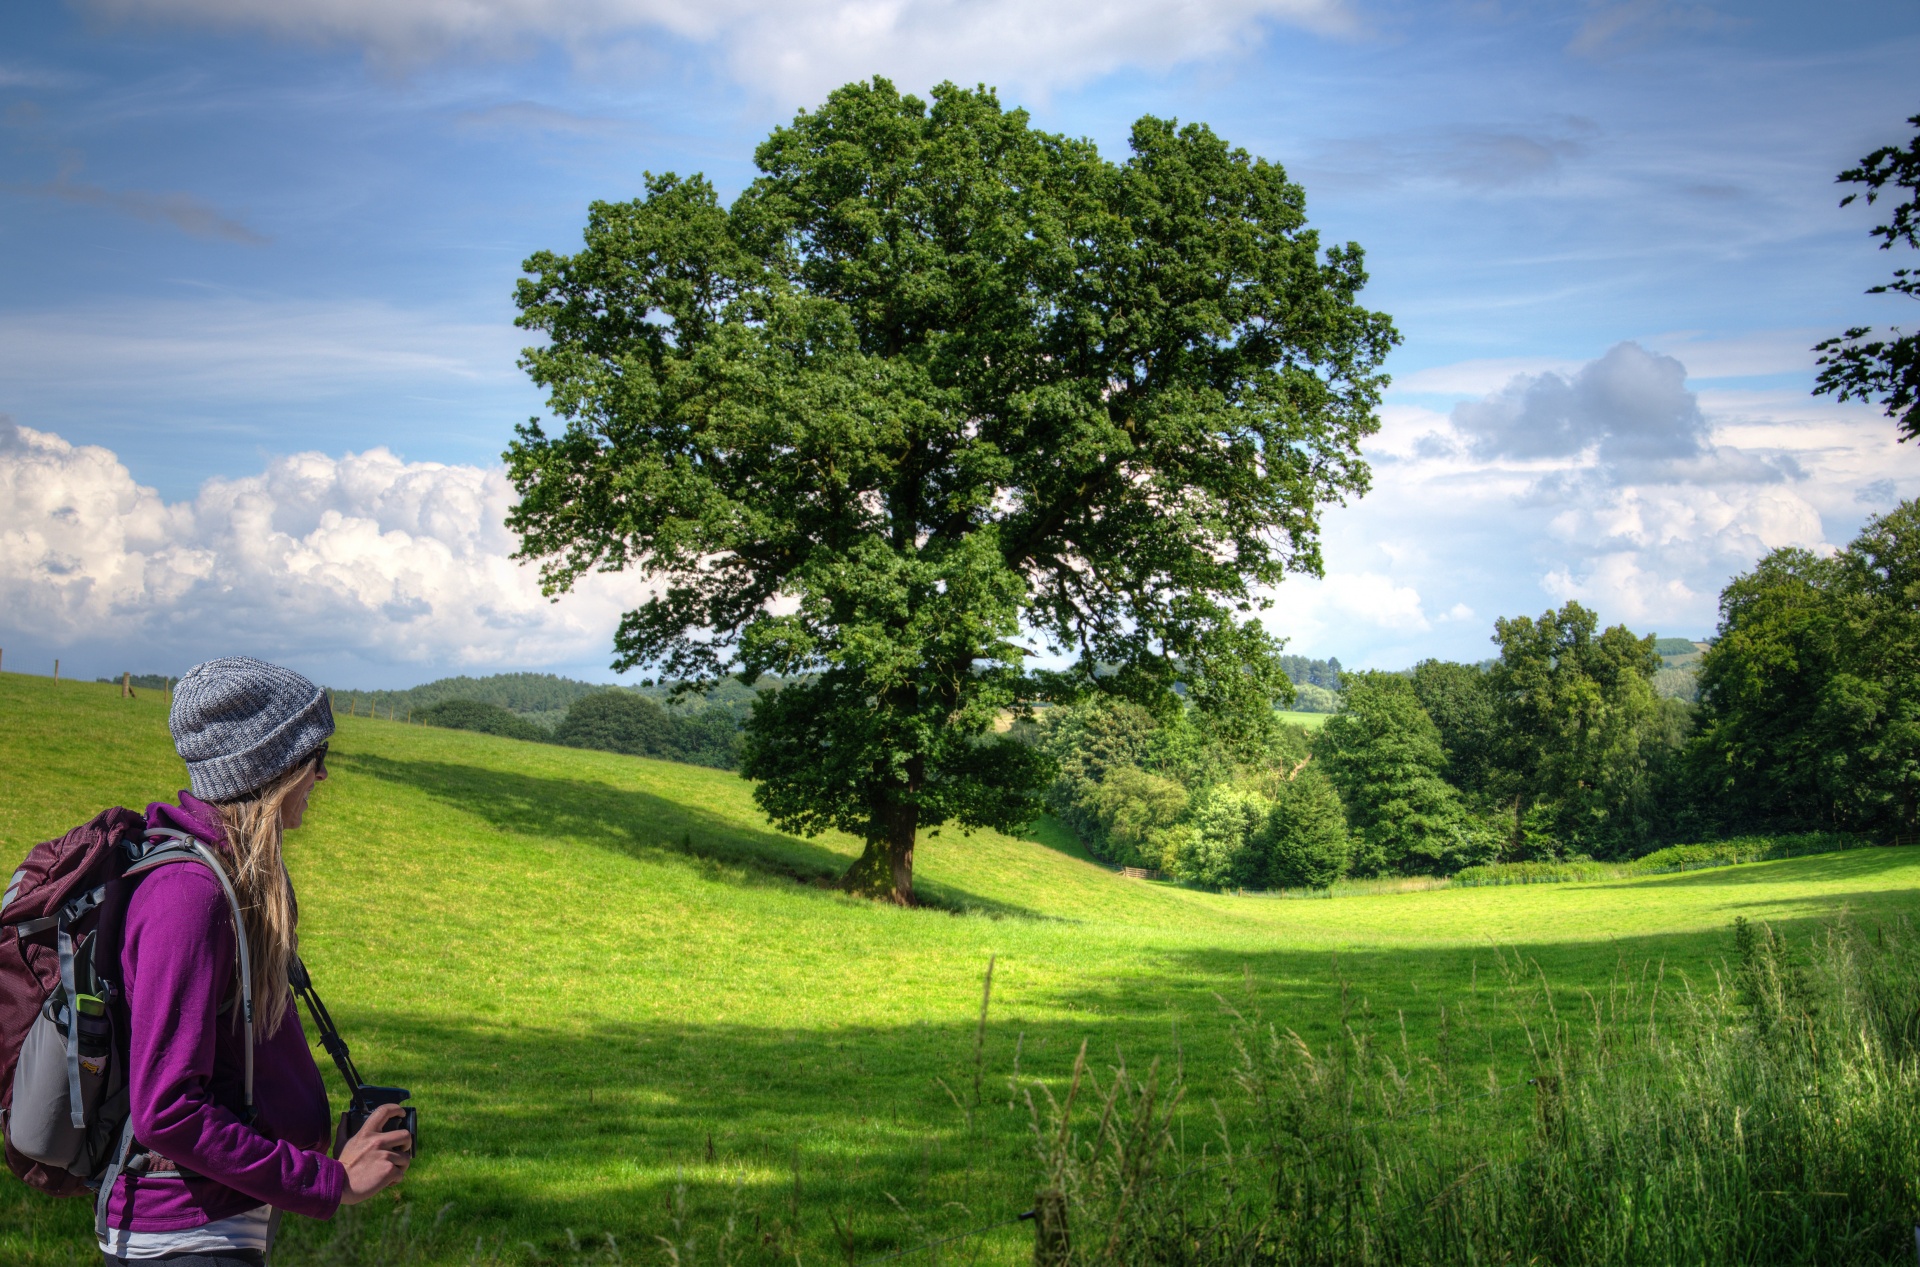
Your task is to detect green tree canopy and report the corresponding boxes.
[417,698,548,743]
[1314,672,1475,875]
[553,692,742,770]
[1693,501,1920,834]
[1262,766,1351,889]
[1814,113,1920,440]
[506,78,1397,903]
[1487,602,1672,857]
[1409,659,1500,801]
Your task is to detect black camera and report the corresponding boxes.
[340,1085,417,1158]
[294,959,420,1163]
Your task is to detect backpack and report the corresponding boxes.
[0,809,257,1237]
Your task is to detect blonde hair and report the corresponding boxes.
[211,757,315,1038]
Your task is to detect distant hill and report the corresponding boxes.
[327,672,611,729]
[1651,636,1709,703]
[325,671,775,731]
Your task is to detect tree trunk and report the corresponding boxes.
[840,800,918,906]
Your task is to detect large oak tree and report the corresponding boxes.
[506,79,1397,904]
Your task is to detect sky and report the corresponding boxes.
[1,0,1916,687]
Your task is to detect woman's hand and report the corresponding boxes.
[338,1104,413,1205]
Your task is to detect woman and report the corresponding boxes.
[100,657,411,1266]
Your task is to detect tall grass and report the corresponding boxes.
[1033,915,1920,1264]
[212,916,1920,1266]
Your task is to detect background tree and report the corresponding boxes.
[507,78,1396,903]
[1168,784,1270,889]
[1410,659,1501,802]
[1488,603,1669,858]
[417,699,548,743]
[1086,766,1190,870]
[1261,766,1351,889]
[1814,113,1920,440]
[1314,672,1476,875]
[1692,502,1920,835]
[552,691,743,769]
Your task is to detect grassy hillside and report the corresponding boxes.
[4,672,1917,1264]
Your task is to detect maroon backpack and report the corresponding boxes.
[1,808,254,1236]
[0,808,147,1198]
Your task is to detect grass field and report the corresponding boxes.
[4,672,1918,1264]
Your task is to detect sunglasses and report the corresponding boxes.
[310,742,329,776]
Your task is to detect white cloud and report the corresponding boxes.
[1267,570,1434,649]
[0,421,644,678]
[85,0,1354,101]
[1268,343,1909,667]
[1451,341,1711,463]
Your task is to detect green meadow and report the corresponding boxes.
[4,671,1919,1264]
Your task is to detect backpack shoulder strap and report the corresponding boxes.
[129,830,255,1124]
[90,828,258,1238]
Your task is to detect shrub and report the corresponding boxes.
[1452,859,1608,886]
[416,699,547,742]
[1261,767,1350,889]
[1169,785,1270,889]
[552,691,742,770]
[1629,831,1862,873]
[1088,766,1190,869]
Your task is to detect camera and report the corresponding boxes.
[336,1085,417,1159]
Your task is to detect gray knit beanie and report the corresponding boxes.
[170,657,335,802]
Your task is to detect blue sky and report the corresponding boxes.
[2,0,1916,686]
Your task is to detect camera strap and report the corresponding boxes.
[290,957,366,1100]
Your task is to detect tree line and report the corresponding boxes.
[1038,502,1919,888]
[407,682,753,771]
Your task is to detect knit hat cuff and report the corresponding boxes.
[185,686,335,802]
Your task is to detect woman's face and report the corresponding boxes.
[278,748,328,830]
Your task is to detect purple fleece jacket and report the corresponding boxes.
[104,793,345,1231]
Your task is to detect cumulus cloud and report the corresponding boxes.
[1447,340,1806,485]
[0,421,644,677]
[84,0,1353,101]
[1268,339,1906,667]
[1452,341,1708,462]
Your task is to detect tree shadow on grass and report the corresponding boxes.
[341,752,1049,921]
[227,923,1849,1260]
[11,934,1678,1264]
[12,915,1895,1266]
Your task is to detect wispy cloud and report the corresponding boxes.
[1568,0,1738,57]
[454,100,633,137]
[85,0,1357,100]
[0,63,86,89]
[0,295,521,402]
[9,155,267,244]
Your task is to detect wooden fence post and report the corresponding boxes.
[1033,1189,1069,1266]
[122,672,130,699]
[53,658,59,684]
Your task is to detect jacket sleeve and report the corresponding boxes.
[122,864,346,1218]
